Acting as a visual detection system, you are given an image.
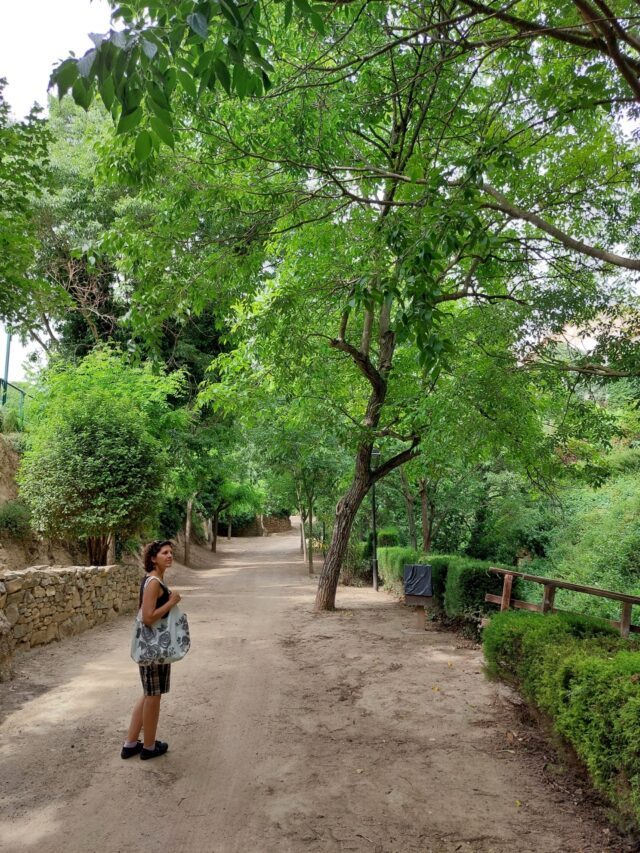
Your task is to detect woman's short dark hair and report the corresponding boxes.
[143,540,173,573]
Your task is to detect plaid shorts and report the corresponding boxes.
[139,663,171,696]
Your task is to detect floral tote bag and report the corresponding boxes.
[130,580,191,665]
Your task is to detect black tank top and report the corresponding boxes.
[139,575,170,608]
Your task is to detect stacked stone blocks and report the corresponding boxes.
[0,564,140,681]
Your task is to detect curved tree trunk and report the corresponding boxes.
[315,474,370,610]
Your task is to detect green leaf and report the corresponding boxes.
[214,59,231,95]
[77,49,97,78]
[233,64,251,98]
[52,60,79,98]
[134,130,153,163]
[150,116,175,149]
[98,75,116,110]
[308,11,325,35]
[176,68,198,99]
[284,0,293,27]
[147,96,173,126]
[71,78,92,110]
[220,0,243,29]
[186,12,208,39]
[117,106,143,134]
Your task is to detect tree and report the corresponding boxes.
[0,81,53,340]
[50,2,640,611]
[19,347,185,563]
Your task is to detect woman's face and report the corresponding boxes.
[152,545,173,572]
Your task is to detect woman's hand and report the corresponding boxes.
[169,591,182,606]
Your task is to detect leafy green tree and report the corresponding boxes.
[18,347,184,564]
[0,82,52,341]
[47,1,640,613]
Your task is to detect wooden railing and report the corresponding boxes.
[485,568,640,638]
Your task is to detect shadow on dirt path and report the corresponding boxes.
[0,527,634,852]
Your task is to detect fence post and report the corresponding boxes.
[620,602,632,639]
[500,573,514,611]
[542,584,556,614]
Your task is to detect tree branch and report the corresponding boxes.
[481,183,640,270]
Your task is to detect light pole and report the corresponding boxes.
[371,448,381,591]
[2,331,11,407]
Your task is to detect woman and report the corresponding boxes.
[121,540,181,760]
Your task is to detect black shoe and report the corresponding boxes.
[140,741,169,760]
[121,741,143,759]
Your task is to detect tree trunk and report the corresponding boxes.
[206,517,213,549]
[399,466,417,550]
[184,496,193,566]
[227,521,232,541]
[299,507,308,562]
[315,473,371,609]
[211,511,219,552]
[316,295,419,609]
[106,533,116,565]
[418,479,433,553]
[87,535,109,566]
[307,498,314,575]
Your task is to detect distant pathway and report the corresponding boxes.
[0,528,623,852]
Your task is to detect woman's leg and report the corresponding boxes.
[126,695,145,743]
[142,695,162,748]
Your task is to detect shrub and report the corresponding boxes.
[340,540,368,586]
[378,546,421,586]
[0,407,20,433]
[377,548,448,609]
[484,610,640,823]
[0,500,32,541]
[158,496,186,539]
[377,526,400,547]
[443,556,511,623]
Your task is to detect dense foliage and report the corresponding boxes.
[484,611,640,824]
[18,348,185,563]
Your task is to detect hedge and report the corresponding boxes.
[377,526,400,547]
[377,548,507,619]
[484,610,640,824]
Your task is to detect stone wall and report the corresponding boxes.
[0,563,141,682]
[234,515,292,537]
[263,515,292,534]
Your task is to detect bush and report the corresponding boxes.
[484,611,640,824]
[158,496,186,539]
[443,555,514,624]
[378,546,421,586]
[0,407,20,433]
[377,526,400,547]
[377,547,448,608]
[0,500,32,541]
[340,540,369,586]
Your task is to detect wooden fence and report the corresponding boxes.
[485,568,640,638]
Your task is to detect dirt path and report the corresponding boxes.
[0,528,626,852]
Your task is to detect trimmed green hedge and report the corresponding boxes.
[484,610,640,824]
[377,526,400,547]
[377,549,506,619]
